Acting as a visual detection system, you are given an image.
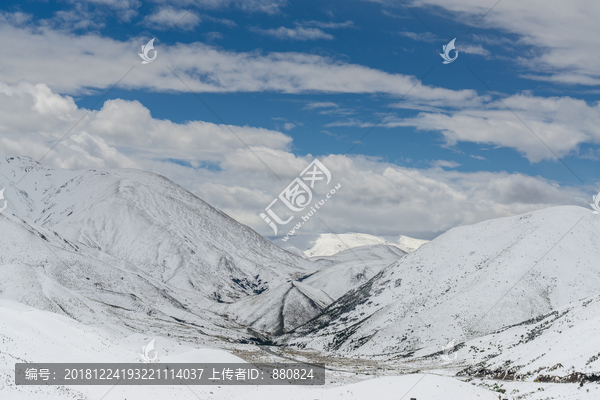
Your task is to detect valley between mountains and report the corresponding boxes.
[1,156,599,400]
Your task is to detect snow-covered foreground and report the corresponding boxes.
[2,299,596,400]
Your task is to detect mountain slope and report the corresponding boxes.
[456,293,600,383]
[281,206,600,358]
[0,212,250,341]
[303,244,407,300]
[0,156,322,344]
[224,245,406,334]
[226,281,334,335]
[0,156,315,303]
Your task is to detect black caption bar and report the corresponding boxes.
[15,363,325,385]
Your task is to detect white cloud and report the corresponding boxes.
[302,20,354,29]
[163,0,287,15]
[201,15,237,27]
[0,81,591,239]
[204,31,224,41]
[458,43,489,56]
[0,14,482,108]
[251,25,334,40]
[368,0,600,85]
[431,159,460,168]
[304,102,339,109]
[251,20,353,41]
[331,92,600,163]
[398,31,436,42]
[142,8,201,31]
[0,81,291,170]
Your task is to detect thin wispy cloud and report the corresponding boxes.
[431,160,461,169]
[303,20,354,29]
[459,44,489,56]
[388,0,600,86]
[142,8,200,31]
[304,102,339,110]
[251,24,334,40]
[76,0,141,21]
[165,0,287,15]
[398,31,436,43]
[470,155,487,161]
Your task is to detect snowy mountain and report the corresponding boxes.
[225,280,334,335]
[281,206,600,361]
[0,156,316,342]
[303,244,407,300]
[1,156,598,400]
[0,157,315,302]
[224,245,405,334]
[273,232,428,258]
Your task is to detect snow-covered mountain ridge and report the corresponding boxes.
[1,156,599,399]
[274,232,428,258]
[0,156,314,302]
[0,156,322,344]
[282,206,600,361]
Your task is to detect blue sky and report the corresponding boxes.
[1,0,599,239]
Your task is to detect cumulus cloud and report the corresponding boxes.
[0,81,590,239]
[0,81,291,170]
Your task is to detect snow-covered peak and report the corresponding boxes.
[274,232,429,258]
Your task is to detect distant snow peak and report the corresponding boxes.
[274,232,428,258]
